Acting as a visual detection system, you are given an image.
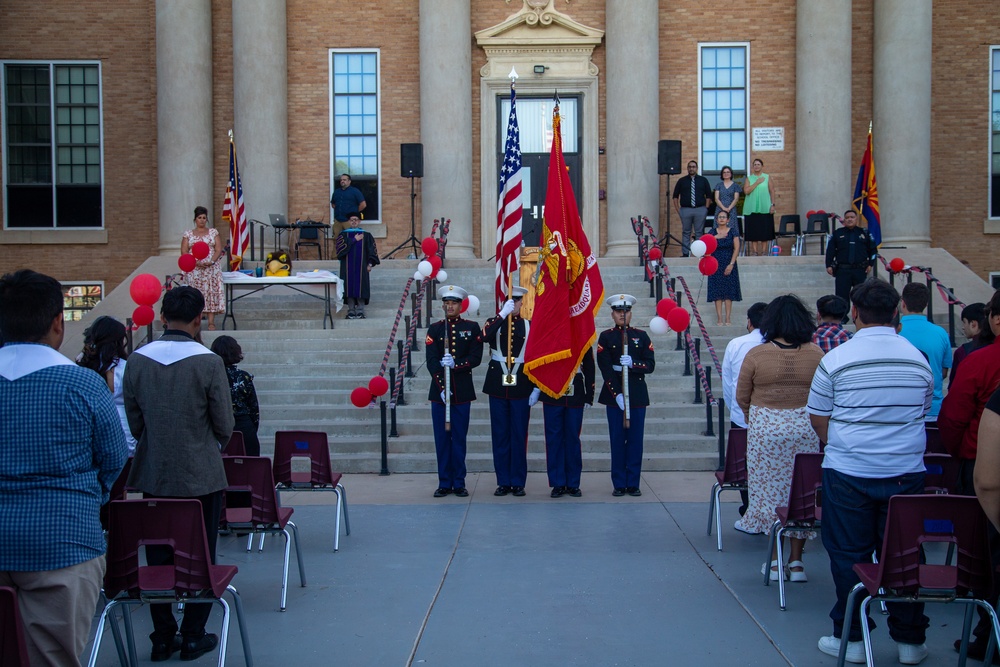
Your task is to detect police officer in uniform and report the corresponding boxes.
[480,287,534,497]
[529,347,595,498]
[426,285,483,498]
[597,294,656,496]
[826,209,876,303]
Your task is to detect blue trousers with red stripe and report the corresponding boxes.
[489,396,530,487]
[543,403,584,488]
[606,405,645,489]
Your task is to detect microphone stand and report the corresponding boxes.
[384,172,421,259]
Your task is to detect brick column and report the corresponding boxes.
[604,0,659,256]
[233,0,288,230]
[155,0,213,254]
[874,0,932,246]
[419,0,474,257]
[796,0,852,217]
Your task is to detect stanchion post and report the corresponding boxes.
[655,267,663,302]
[704,368,714,437]
[693,339,702,404]
[683,338,692,377]
[379,400,390,476]
[947,300,956,347]
[125,319,134,354]
[717,398,726,470]
[925,270,935,323]
[389,369,400,436]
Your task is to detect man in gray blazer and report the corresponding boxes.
[124,285,234,662]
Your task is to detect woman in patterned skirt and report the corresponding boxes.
[181,206,225,330]
[736,295,823,582]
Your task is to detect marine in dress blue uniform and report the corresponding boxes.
[530,347,595,498]
[480,287,534,497]
[825,210,876,303]
[597,294,656,496]
[426,285,483,498]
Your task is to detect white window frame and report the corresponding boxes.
[697,42,751,177]
[0,60,105,230]
[328,48,382,226]
[989,46,1000,221]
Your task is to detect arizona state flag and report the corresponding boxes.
[523,102,604,398]
[852,126,881,246]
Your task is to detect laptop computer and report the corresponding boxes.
[269,213,291,228]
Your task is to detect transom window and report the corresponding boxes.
[330,50,379,221]
[699,45,748,175]
[2,62,103,228]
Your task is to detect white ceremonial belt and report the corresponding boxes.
[612,365,625,371]
[492,351,524,363]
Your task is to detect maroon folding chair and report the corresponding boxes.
[223,456,306,611]
[924,453,963,495]
[273,430,350,551]
[764,451,824,610]
[838,495,998,667]
[224,431,247,456]
[707,427,748,551]
[88,499,252,667]
[925,426,947,454]
[100,456,133,532]
[0,587,29,667]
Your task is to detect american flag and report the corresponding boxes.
[222,131,248,268]
[495,81,523,312]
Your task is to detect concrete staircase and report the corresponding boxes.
[198,254,846,474]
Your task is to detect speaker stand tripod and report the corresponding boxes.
[384,174,421,259]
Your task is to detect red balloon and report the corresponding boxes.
[816,209,827,216]
[648,246,662,261]
[369,375,389,397]
[806,210,816,218]
[191,241,210,260]
[350,386,373,408]
[889,257,905,273]
[421,237,439,257]
[461,297,470,313]
[656,298,677,319]
[132,305,155,327]
[699,234,718,255]
[129,273,162,306]
[698,256,719,276]
[428,255,443,275]
[178,254,197,272]
[666,307,691,332]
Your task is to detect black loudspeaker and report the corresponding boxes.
[400,143,424,178]
[657,140,682,175]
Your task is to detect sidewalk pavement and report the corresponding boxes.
[89,472,974,666]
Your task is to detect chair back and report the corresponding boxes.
[777,215,801,235]
[273,430,337,486]
[224,431,247,456]
[805,213,830,235]
[925,426,947,454]
[222,456,284,526]
[718,428,748,485]
[298,225,319,241]
[874,494,992,596]
[784,452,824,522]
[100,457,133,531]
[924,453,963,494]
[104,499,227,598]
[0,587,29,666]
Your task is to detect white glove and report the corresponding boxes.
[498,300,516,318]
[440,391,447,402]
[620,354,633,368]
[441,354,455,368]
[528,388,541,407]
[616,395,625,411]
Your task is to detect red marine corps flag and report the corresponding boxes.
[222,130,248,270]
[523,98,604,398]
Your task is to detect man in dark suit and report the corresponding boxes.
[481,286,533,497]
[597,294,656,496]
[426,285,483,498]
[124,286,234,662]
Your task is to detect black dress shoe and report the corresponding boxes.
[567,487,582,497]
[494,485,509,496]
[612,487,626,497]
[627,486,642,497]
[550,486,565,498]
[511,486,526,497]
[151,635,182,662]
[453,487,469,497]
[433,487,451,498]
[180,633,218,661]
[954,637,1000,664]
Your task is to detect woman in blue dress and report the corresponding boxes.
[707,210,742,325]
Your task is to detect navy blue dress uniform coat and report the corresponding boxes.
[597,326,656,491]
[541,348,596,491]
[480,315,534,399]
[426,316,483,490]
[825,225,876,302]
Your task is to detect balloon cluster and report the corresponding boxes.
[129,273,163,328]
[690,233,720,277]
[178,241,210,273]
[414,236,447,283]
[649,297,690,334]
[351,375,390,408]
[460,295,481,316]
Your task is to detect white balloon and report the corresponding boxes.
[690,240,707,258]
[649,316,669,335]
[414,270,424,281]
[466,294,480,315]
[417,260,433,277]
[435,269,448,282]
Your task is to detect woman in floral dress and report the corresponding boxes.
[181,205,225,330]
[706,210,742,326]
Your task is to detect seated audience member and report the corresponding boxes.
[0,269,128,667]
[898,283,951,422]
[812,294,852,353]
[950,302,994,386]
[808,278,933,665]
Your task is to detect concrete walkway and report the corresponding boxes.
[89,472,976,666]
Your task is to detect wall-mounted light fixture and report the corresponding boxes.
[533,65,548,75]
